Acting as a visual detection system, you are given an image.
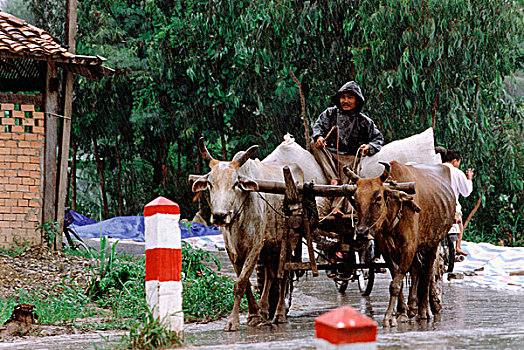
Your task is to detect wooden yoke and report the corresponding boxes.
[278,166,318,278]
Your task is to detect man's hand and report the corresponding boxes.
[465,168,474,180]
[315,136,327,148]
[359,144,371,156]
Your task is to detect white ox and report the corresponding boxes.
[192,137,326,331]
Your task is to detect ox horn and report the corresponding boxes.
[198,137,216,163]
[232,145,259,167]
[343,165,360,183]
[379,161,390,182]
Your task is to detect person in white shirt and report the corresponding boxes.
[440,149,474,256]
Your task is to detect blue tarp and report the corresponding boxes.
[68,210,221,242]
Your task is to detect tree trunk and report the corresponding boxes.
[93,138,110,219]
[115,137,123,217]
[70,143,77,211]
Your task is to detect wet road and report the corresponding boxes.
[183,268,524,349]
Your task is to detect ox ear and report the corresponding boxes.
[192,175,209,193]
[343,165,360,183]
[232,145,259,168]
[239,176,259,192]
[379,161,391,182]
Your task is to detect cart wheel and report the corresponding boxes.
[356,251,375,296]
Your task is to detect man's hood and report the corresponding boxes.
[332,81,365,112]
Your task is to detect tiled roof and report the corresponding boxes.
[0,11,73,58]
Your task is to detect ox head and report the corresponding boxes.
[192,138,259,226]
[343,162,415,240]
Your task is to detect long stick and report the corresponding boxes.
[463,193,483,231]
[290,70,310,151]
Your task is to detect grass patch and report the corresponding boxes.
[0,239,242,345]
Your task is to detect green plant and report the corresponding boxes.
[0,238,30,257]
[118,308,183,350]
[84,235,120,299]
[182,241,220,279]
[37,220,60,248]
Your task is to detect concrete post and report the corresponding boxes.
[315,306,377,349]
[144,196,183,337]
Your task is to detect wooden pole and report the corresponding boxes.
[43,60,59,247]
[56,0,78,247]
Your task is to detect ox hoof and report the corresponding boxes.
[383,315,397,328]
[408,307,418,318]
[272,314,288,324]
[247,314,264,327]
[224,320,240,332]
[396,313,409,323]
[417,308,433,320]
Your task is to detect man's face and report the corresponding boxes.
[339,93,357,111]
[451,159,461,168]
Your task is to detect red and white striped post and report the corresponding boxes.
[144,196,183,336]
[315,306,377,349]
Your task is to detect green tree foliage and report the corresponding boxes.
[19,0,523,244]
[351,0,523,244]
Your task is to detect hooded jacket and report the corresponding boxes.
[312,81,384,156]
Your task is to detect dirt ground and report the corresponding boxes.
[0,246,94,341]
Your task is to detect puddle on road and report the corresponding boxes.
[183,273,524,349]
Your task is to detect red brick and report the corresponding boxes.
[28,200,40,207]
[4,170,16,177]
[29,157,40,164]
[12,125,24,133]
[1,104,14,110]
[11,162,22,169]
[9,177,21,185]
[33,126,44,134]
[1,118,15,125]
[32,112,44,119]
[22,119,35,126]
[18,170,30,177]
[17,185,29,192]
[3,213,16,221]
[12,111,24,118]
[21,105,35,112]
[10,191,22,199]
[5,199,17,206]
[17,156,30,163]
[17,199,29,206]
[11,206,25,214]
[5,184,16,191]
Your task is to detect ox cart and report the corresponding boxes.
[192,166,419,301]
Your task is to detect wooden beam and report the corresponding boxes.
[188,175,416,196]
[56,0,77,247]
[43,60,59,248]
[0,93,43,106]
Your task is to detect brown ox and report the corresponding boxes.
[345,161,455,327]
[192,138,304,331]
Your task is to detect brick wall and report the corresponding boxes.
[0,103,45,248]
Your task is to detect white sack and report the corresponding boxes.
[360,128,442,178]
[263,133,328,185]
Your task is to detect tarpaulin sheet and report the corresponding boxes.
[451,241,524,290]
[68,211,221,242]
